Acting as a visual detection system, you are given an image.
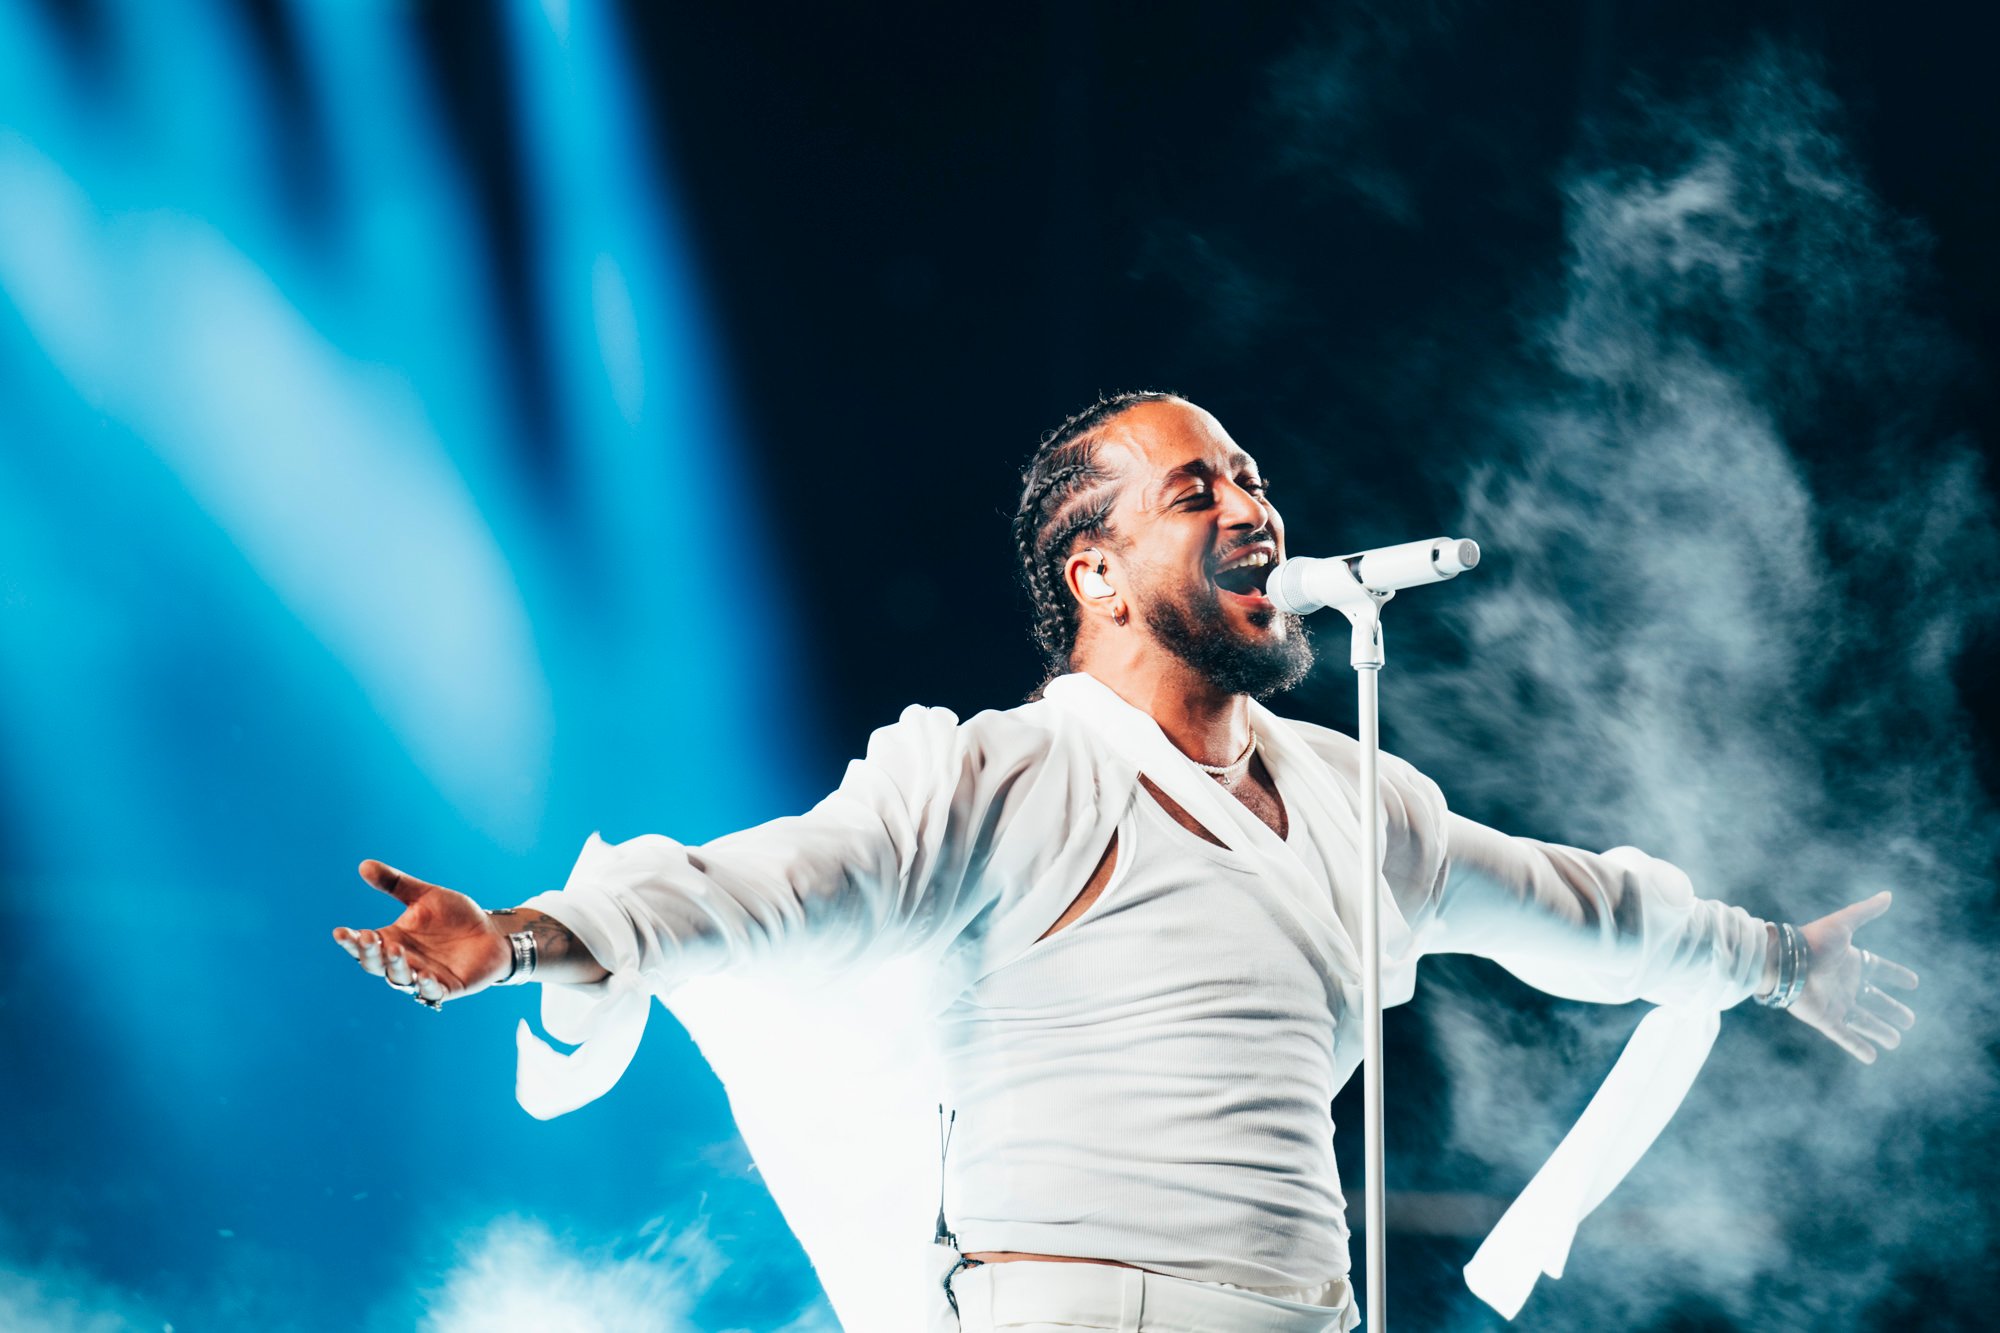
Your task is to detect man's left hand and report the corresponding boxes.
[1785,891,1919,1064]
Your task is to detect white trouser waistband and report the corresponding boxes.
[951,1260,1355,1332]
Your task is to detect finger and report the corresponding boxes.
[1870,956,1920,990]
[384,945,414,989]
[1822,1016,1878,1065]
[1835,890,1893,929]
[358,859,436,908]
[415,971,447,1005]
[331,927,363,962]
[1860,985,1917,1031]
[1845,1007,1901,1051]
[354,929,387,977]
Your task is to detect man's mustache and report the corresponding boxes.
[1214,529,1277,567]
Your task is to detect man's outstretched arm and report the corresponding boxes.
[330,859,608,1004]
[328,703,1022,1011]
[1431,814,1919,1062]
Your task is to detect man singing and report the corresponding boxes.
[332,393,1917,1332]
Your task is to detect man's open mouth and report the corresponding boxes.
[1212,548,1275,601]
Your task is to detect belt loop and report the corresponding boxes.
[1118,1268,1144,1332]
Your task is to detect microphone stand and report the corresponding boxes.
[1270,537,1479,1333]
[1340,584,1394,1333]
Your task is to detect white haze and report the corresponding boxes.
[1380,47,1999,1331]
[0,1214,838,1333]
[418,1214,837,1333]
[0,1265,163,1333]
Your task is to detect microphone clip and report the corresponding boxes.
[1340,584,1394,671]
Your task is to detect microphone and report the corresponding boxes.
[1266,537,1481,615]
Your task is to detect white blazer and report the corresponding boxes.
[512,672,1769,1330]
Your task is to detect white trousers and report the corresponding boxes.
[946,1259,1356,1333]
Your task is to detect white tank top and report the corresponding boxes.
[938,776,1357,1293]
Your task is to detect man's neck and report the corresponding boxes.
[1075,656,1252,769]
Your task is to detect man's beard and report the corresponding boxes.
[1144,583,1315,699]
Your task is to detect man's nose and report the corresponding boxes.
[1216,478,1268,529]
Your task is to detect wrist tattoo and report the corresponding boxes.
[482,907,600,982]
[492,911,579,959]
[526,916,574,963]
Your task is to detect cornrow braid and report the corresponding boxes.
[1013,390,1178,692]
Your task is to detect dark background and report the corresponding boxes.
[583,0,1997,744]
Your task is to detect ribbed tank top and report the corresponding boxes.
[939,778,1356,1293]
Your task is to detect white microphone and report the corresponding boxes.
[1266,537,1481,615]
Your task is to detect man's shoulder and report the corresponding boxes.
[1267,711,1356,761]
[844,696,1090,815]
[1267,710,1443,793]
[866,694,1068,761]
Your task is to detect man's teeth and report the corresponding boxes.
[1220,551,1271,570]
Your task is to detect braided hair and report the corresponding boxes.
[1013,390,1179,690]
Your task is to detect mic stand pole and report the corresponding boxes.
[1271,536,1478,1331]
[1340,586,1394,1333]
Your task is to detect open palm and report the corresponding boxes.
[1787,891,1919,1064]
[330,860,511,1006]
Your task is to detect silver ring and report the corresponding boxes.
[413,988,442,1011]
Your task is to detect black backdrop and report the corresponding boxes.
[530,0,2000,754]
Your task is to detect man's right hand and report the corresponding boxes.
[331,860,513,1006]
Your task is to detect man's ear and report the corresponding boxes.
[1068,547,1117,602]
[1076,547,1117,600]
[1066,548,1129,629]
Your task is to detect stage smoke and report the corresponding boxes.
[1384,46,1999,1331]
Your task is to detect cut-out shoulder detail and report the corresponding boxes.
[1137,775,1230,848]
[1035,831,1119,942]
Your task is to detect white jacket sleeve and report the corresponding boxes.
[509,703,1000,1118]
[1426,813,1771,1010]
[1332,754,1778,1317]
[1425,815,1774,1316]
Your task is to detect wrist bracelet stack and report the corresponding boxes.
[1755,921,1808,1009]
[485,910,539,985]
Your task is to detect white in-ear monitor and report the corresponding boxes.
[1078,548,1117,599]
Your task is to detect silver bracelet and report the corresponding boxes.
[485,910,538,985]
[1755,922,1808,1010]
[1782,922,1809,1008]
[1767,922,1797,1008]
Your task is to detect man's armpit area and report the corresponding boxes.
[1035,832,1119,942]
